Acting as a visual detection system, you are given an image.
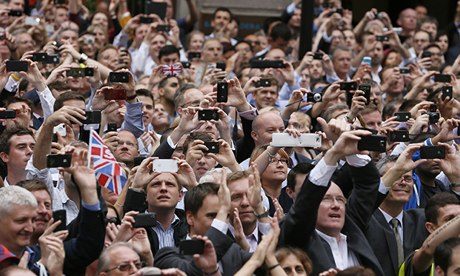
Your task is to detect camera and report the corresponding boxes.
[427,112,440,124]
[306,92,322,103]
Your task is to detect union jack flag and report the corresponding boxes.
[89,129,127,195]
[161,63,182,77]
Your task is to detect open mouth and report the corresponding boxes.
[329,213,341,219]
[157,195,170,200]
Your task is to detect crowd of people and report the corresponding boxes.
[0,0,458,275]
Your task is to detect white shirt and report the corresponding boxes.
[316,229,360,270]
[379,208,404,241]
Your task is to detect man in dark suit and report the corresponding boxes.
[280,130,384,276]
[366,146,429,276]
[155,182,252,276]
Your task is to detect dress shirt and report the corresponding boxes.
[379,208,404,241]
[36,86,55,119]
[316,230,360,270]
[213,219,270,253]
[152,214,181,249]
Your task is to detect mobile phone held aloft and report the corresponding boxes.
[198,109,219,121]
[82,111,102,125]
[52,210,67,232]
[179,239,205,255]
[250,59,284,69]
[108,72,130,83]
[271,133,322,148]
[152,159,178,173]
[217,81,228,102]
[357,135,386,152]
[0,110,16,119]
[47,154,72,168]
[419,146,445,159]
[133,213,157,228]
[6,60,28,72]
[104,88,127,101]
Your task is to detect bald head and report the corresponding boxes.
[251,112,285,146]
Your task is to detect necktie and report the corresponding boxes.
[390,218,404,265]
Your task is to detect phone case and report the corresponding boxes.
[270,133,322,148]
[52,210,67,232]
[152,159,179,173]
[47,154,72,168]
[179,240,205,255]
[133,214,157,228]
[357,135,386,152]
[217,82,228,102]
[420,146,445,159]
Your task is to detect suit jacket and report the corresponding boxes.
[365,208,427,276]
[280,162,384,276]
[235,116,255,163]
[155,227,252,276]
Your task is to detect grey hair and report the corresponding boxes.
[97,242,136,273]
[0,186,37,217]
[376,155,399,175]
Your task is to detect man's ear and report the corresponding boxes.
[425,221,436,234]
[285,187,295,200]
[250,130,257,142]
[185,210,194,227]
[0,152,9,163]
[158,88,165,97]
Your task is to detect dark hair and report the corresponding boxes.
[4,97,32,110]
[235,40,254,53]
[269,22,292,42]
[336,266,376,276]
[434,237,460,272]
[423,43,441,52]
[183,132,213,154]
[158,45,180,61]
[0,126,34,155]
[173,83,198,108]
[275,247,313,275]
[425,193,459,224]
[184,182,219,214]
[286,163,314,190]
[158,75,179,89]
[136,88,154,104]
[53,91,85,111]
[212,7,233,21]
[17,179,51,199]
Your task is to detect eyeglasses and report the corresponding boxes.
[269,157,289,165]
[322,195,347,205]
[106,261,144,272]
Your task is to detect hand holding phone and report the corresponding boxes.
[6,60,28,72]
[152,159,178,173]
[47,154,72,168]
[133,213,157,228]
[179,239,205,255]
[217,81,228,102]
[419,146,445,159]
[357,135,387,152]
[198,109,219,121]
[52,210,67,232]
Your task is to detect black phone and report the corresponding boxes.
[217,81,228,102]
[156,24,170,32]
[255,79,272,88]
[106,123,118,132]
[0,110,16,119]
[133,156,147,167]
[394,112,411,122]
[133,213,157,228]
[181,61,191,69]
[250,59,284,69]
[400,67,410,74]
[376,35,389,42]
[46,154,72,168]
[198,110,219,121]
[441,85,453,100]
[179,239,205,255]
[8,10,22,16]
[6,60,28,72]
[82,111,102,124]
[31,52,47,62]
[204,142,219,154]
[313,52,324,60]
[52,210,67,232]
[145,1,167,19]
[67,68,85,78]
[433,74,451,83]
[357,135,387,152]
[124,189,147,212]
[104,88,127,101]
[188,52,201,60]
[421,50,432,58]
[340,81,358,91]
[388,130,410,142]
[140,16,153,24]
[109,72,130,83]
[358,84,371,104]
[419,146,445,159]
[216,62,226,71]
[345,90,353,108]
[44,54,60,64]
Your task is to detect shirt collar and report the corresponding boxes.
[228,222,260,242]
[316,229,347,244]
[379,208,403,226]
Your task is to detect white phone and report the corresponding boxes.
[152,159,178,173]
[270,133,322,148]
[53,124,67,137]
[25,17,40,26]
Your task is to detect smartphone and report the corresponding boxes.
[198,110,219,121]
[104,88,127,101]
[441,85,453,100]
[46,154,72,168]
[217,81,228,102]
[204,142,219,154]
[340,81,358,91]
[44,54,60,64]
[181,61,191,69]
[419,146,445,159]
[358,84,371,104]
[388,130,410,142]
[361,56,371,66]
[84,67,94,77]
[188,52,201,60]
[179,239,205,255]
[124,189,147,212]
[250,59,284,69]
[133,213,157,228]
[421,50,432,58]
[306,92,323,103]
[0,110,16,119]
[400,67,410,74]
[8,10,22,16]
[109,72,130,83]
[145,1,167,19]
[139,16,153,24]
[67,68,85,77]
[433,74,451,83]
[31,52,47,62]
[25,17,40,26]
[357,135,387,152]
[52,210,67,232]
[156,24,170,32]
[313,52,324,60]
[82,111,102,124]
[376,35,389,42]
[107,123,118,132]
[216,62,226,71]
[6,60,28,72]
[270,133,322,148]
[152,159,178,173]
[394,112,411,122]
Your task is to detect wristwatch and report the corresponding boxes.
[254,209,270,219]
[79,53,88,64]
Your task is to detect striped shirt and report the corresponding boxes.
[152,214,180,249]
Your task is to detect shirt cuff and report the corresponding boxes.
[82,201,101,211]
[378,179,390,194]
[4,76,19,92]
[424,138,433,146]
[211,219,228,235]
[345,154,371,167]
[167,136,176,149]
[308,158,337,187]
[238,108,258,120]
